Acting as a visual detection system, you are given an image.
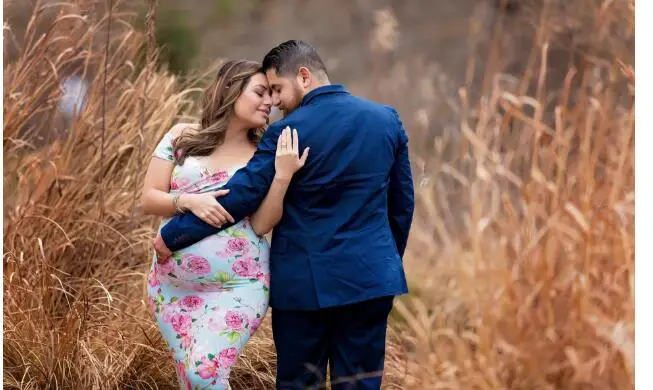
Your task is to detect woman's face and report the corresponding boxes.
[234,73,272,128]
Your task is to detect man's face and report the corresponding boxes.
[265,69,304,116]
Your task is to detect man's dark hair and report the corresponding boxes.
[262,40,328,78]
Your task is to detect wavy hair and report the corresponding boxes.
[173,60,265,164]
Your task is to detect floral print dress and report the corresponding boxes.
[147,131,270,390]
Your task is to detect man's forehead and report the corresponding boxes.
[265,69,288,85]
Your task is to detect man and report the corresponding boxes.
[154,40,415,389]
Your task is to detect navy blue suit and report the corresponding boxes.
[160,85,415,389]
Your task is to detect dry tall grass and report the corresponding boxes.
[393,0,634,388]
[3,0,633,389]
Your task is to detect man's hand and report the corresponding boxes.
[153,233,172,264]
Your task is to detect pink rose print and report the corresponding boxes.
[147,296,157,313]
[180,333,193,349]
[157,257,175,274]
[232,257,261,278]
[180,295,204,311]
[176,362,192,390]
[225,310,246,331]
[170,177,190,190]
[148,268,160,287]
[249,316,262,336]
[182,254,211,275]
[170,313,192,334]
[197,356,219,379]
[212,170,229,183]
[256,272,270,288]
[227,238,249,254]
[161,303,177,323]
[218,347,239,368]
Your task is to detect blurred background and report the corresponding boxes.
[3,0,634,389]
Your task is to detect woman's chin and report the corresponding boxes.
[250,116,268,127]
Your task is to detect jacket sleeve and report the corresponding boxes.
[160,123,282,251]
[387,108,415,257]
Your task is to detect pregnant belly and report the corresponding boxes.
[152,222,270,292]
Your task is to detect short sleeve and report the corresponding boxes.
[152,131,175,162]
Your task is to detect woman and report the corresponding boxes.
[140,60,307,389]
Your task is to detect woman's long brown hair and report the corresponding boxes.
[173,60,265,164]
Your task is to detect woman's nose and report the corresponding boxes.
[271,92,281,106]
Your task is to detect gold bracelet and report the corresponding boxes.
[172,194,183,214]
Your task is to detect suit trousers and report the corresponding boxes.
[272,296,395,390]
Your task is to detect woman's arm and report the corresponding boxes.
[139,156,178,217]
[250,127,309,236]
[139,124,232,227]
[140,125,185,217]
[249,176,292,236]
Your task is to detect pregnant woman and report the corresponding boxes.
[140,60,308,389]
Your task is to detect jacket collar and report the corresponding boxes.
[299,84,349,107]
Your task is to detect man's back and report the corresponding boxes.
[159,84,414,311]
[268,85,414,309]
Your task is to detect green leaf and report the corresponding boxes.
[169,296,179,304]
[232,230,247,238]
[208,353,216,360]
[173,253,183,265]
[215,272,231,283]
[227,331,240,344]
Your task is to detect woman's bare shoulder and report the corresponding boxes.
[169,123,200,138]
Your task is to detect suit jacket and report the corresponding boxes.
[160,84,415,310]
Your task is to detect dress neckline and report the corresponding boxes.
[185,156,246,177]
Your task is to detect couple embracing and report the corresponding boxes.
[141,40,415,390]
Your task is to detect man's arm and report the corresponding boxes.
[387,109,415,257]
[159,124,283,252]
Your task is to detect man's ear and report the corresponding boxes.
[297,67,312,88]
